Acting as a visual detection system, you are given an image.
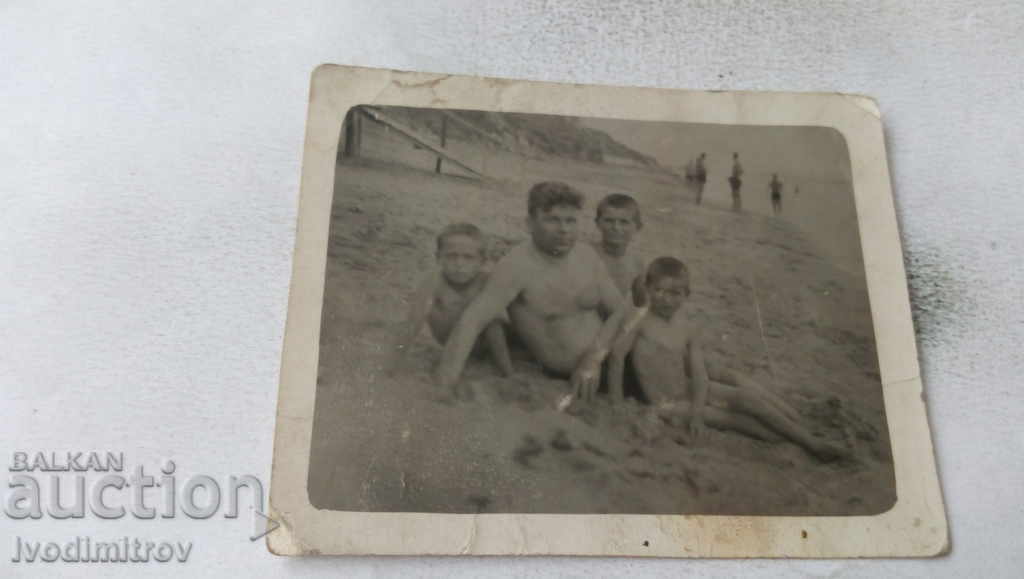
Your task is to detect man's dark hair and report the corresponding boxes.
[436,222,485,255]
[527,181,584,217]
[595,193,643,228]
[645,256,691,296]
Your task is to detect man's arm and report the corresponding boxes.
[435,257,524,388]
[571,256,630,399]
[482,321,514,377]
[594,259,630,350]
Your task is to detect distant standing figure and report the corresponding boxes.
[770,173,783,215]
[694,153,708,205]
[728,152,744,211]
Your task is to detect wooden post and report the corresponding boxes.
[434,112,447,173]
[342,109,354,158]
[352,107,362,157]
[359,107,484,178]
[343,107,363,158]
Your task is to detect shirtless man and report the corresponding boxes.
[435,181,626,401]
[608,257,847,461]
[593,193,646,296]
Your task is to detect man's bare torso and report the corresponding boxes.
[503,243,609,375]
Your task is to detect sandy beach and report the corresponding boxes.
[306,110,895,515]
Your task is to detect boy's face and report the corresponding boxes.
[596,206,639,248]
[437,235,485,286]
[528,205,579,257]
[647,275,688,319]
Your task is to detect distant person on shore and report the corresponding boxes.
[684,159,696,183]
[593,193,646,296]
[389,223,514,383]
[729,153,744,211]
[770,173,783,215]
[435,182,627,402]
[607,257,847,462]
[694,153,708,205]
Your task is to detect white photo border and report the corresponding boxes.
[268,65,948,558]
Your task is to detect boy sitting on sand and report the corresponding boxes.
[607,257,847,462]
[593,193,647,297]
[390,223,514,393]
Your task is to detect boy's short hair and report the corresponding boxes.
[595,193,643,228]
[646,256,691,296]
[436,223,485,255]
[527,181,584,217]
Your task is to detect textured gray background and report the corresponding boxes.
[2,1,1021,576]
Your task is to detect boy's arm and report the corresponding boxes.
[687,331,711,438]
[435,257,524,389]
[388,273,437,373]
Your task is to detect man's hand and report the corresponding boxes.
[570,353,603,402]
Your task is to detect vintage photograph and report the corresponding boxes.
[305,104,896,516]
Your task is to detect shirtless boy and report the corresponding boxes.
[390,223,513,387]
[608,257,846,461]
[436,182,626,401]
[593,193,646,296]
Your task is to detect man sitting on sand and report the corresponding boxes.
[593,193,646,296]
[435,181,626,401]
[390,223,513,384]
[607,257,847,462]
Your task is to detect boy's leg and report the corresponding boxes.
[713,368,803,423]
[653,400,780,442]
[482,320,514,377]
[698,405,781,442]
[710,382,846,461]
[622,352,650,404]
[733,377,802,423]
[760,387,801,423]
